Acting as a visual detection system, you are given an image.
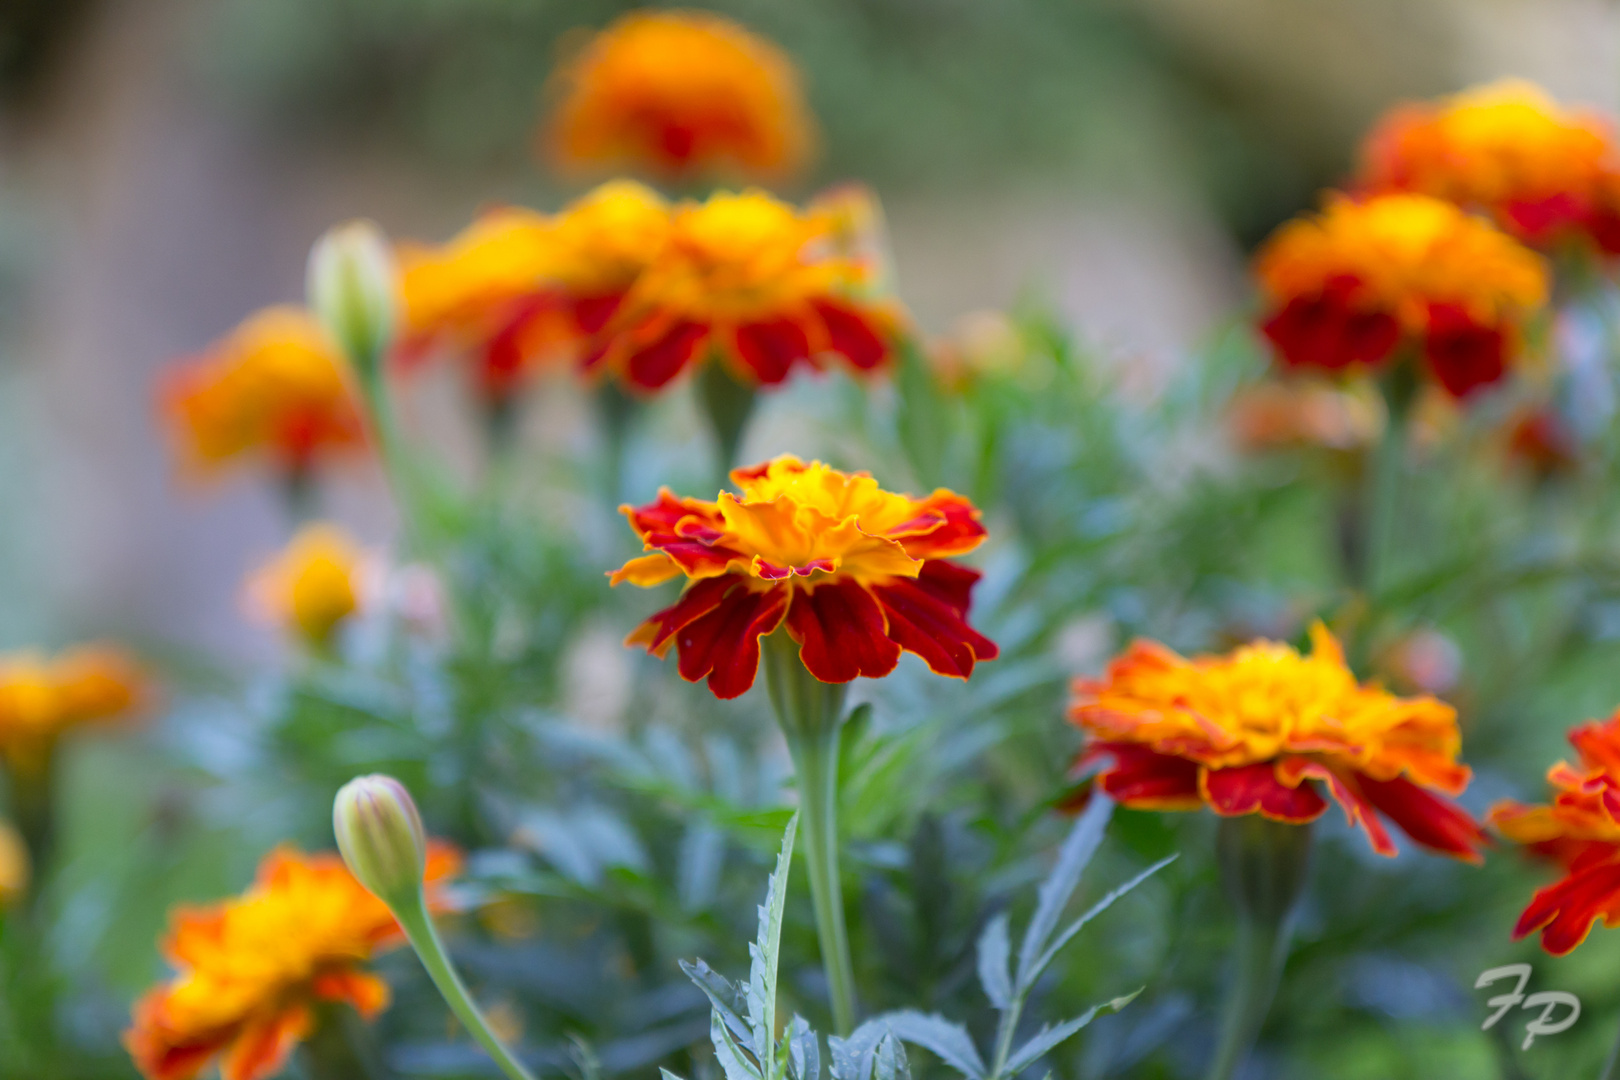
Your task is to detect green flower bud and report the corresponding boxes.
[334,774,426,908]
[307,220,398,381]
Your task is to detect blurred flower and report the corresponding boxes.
[931,309,1027,392]
[591,189,903,391]
[124,844,460,1080]
[397,182,670,403]
[1071,623,1484,861]
[160,307,366,483]
[542,10,814,181]
[1360,79,1620,256]
[1503,404,1581,478]
[1226,378,1385,454]
[334,775,427,909]
[611,455,998,698]
[0,644,144,770]
[1255,193,1549,399]
[1491,711,1620,954]
[0,821,28,905]
[245,524,373,648]
[307,220,399,377]
[1375,627,1464,696]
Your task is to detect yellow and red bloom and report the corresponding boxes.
[542,10,814,181]
[590,190,903,391]
[1359,79,1620,255]
[1071,623,1485,861]
[1254,193,1549,398]
[161,307,366,481]
[125,844,460,1080]
[0,644,145,769]
[611,456,998,699]
[245,524,371,647]
[397,181,670,401]
[1490,711,1620,954]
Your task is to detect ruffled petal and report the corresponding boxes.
[624,575,739,657]
[785,580,902,683]
[1200,761,1328,823]
[220,1004,312,1080]
[1078,742,1204,810]
[813,299,891,370]
[312,968,392,1019]
[1356,773,1486,863]
[124,990,233,1080]
[624,320,709,389]
[869,560,998,678]
[666,579,790,698]
[1514,860,1620,955]
[1279,758,1398,857]
[1261,278,1400,371]
[733,317,813,384]
[1424,302,1506,398]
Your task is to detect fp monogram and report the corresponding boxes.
[1476,964,1581,1050]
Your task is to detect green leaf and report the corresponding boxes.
[712,1012,766,1080]
[830,1019,893,1080]
[879,1011,987,1080]
[999,991,1141,1077]
[975,913,1013,1011]
[679,959,752,1047]
[788,1016,821,1080]
[873,1033,911,1080]
[1022,854,1176,989]
[1015,794,1113,991]
[747,813,798,1077]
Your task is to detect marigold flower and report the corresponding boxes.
[0,644,144,768]
[0,821,29,905]
[1360,79,1620,254]
[1254,193,1549,398]
[245,524,371,647]
[590,189,902,391]
[542,10,814,181]
[1487,711,1620,954]
[1226,378,1385,453]
[611,455,999,699]
[160,307,366,481]
[124,843,460,1080]
[398,182,670,401]
[1071,623,1485,861]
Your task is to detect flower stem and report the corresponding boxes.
[761,631,857,1035]
[393,893,536,1080]
[1205,908,1288,1080]
[696,359,758,479]
[1600,1011,1620,1080]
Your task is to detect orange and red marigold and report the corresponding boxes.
[0,644,145,770]
[125,844,459,1080]
[1071,623,1485,862]
[160,307,366,482]
[1491,711,1620,955]
[542,10,815,182]
[1254,193,1548,399]
[1360,79,1620,256]
[611,456,998,699]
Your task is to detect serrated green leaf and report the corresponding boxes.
[1000,990,1141,1077]
[1023,854,1176,990]
[1015,794,1112,990]
[975,912,1012,1010]
[747,813,798,1076]
[879,1011,987,1080]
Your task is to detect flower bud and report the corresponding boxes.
[307,221,398,379]
[334,774,426,908]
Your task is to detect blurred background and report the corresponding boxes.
[1,0,1615,665]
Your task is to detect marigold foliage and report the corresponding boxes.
[1071,623,1484,861]
[124,845,459,1080]
[612,455,998,698]
[542,10,815,181]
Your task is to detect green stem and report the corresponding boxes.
[986,994,1026,1080]
[696,360,758,481]
[1360,361,1419,599]
[1600,1012,1620,1080]
[7,750,56,905]
[762,631,857,1035]
[1205,911,1287,1080]
[394,894,536,1080]
[302,1002,386,1080]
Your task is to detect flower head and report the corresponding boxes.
[124,843,459,1080]
[591,189,903,391]
[245,524,372,647]
[161,307,366,481]
[398,182,669,401]
[543,10,814,181]
[0,645,144,769]
[1071,623,1484,861]
[1226,378,1385,453]
[0,821,28,906]
[1490,712,1620,954]
[307,220,399,375]
[1360,79,1620,254]
[611,455,999,698]
[1255,193,1549,398]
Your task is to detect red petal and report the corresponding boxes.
[625,321,709,389]
[1261,277,1399,371]
[1356,774,1486,863]
[629,575,739,656]
[1201,762,1328,823]
[869,560,998,678]
[1078,742,1203,809]
[311,968,392,1019]
[672,581,790,699]
[220,1004,312,1080]
[733,317,813,385]
[571,291,626,334]
[1424,303,1506,398]
[1282,759,1397,856]
[813,300,891,371]
[1514,860,1620,955]
[785,580,902,683]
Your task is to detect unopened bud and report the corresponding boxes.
[334,774,426,907]
[307,220,398,379]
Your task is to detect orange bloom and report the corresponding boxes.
[1225,378,1385,453]
[397,181,670,401]
[1071,623,1484,861]
[0,644,145,768]
[1255,193,1548,398]
[161,307,365,481]
[125,844,460,1080]
[245,524,371,647]
[611,455,998,699]
[543,10,814,181]
[590,189,903,391]
[1489,712,1620,954]
[1360,79,1620,255]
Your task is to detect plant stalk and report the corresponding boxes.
[696,359,758,480]
[1600,1011,1620,1080]
[394,893,536,1080]
[761,631,857,1035]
